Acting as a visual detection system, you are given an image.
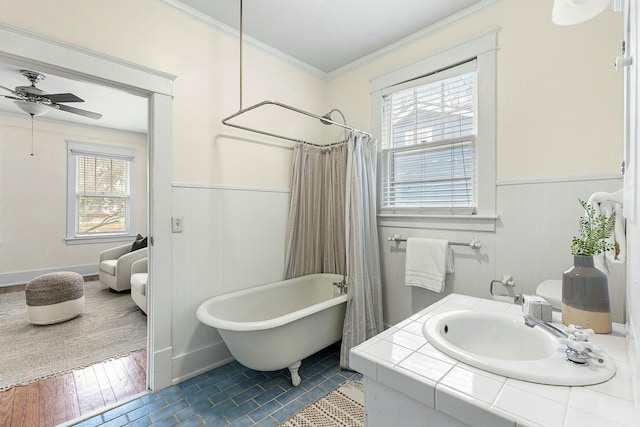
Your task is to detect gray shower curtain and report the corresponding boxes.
[284,143,347,279]
[340,132,383,368]
[283,133,383,369]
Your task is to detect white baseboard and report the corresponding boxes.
[0,264,99,287]
[151,345,174,391]
[172,341,234,385]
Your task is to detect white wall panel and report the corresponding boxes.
[378,175,625,327]
[221,189,289,293]
[170,184,289,382]
[378,226,496,327]
[496,177,625,323]
[171,185,224,363]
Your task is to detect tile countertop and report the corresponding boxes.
[349,293,636,427]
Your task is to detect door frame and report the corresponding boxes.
[0,22,175,391]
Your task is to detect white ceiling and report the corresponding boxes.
[0,0,489,133]
[175,0,488,74]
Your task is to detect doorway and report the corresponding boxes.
[0,22,175,422]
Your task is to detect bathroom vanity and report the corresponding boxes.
[349,294,635,427]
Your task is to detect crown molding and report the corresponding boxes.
[327,0,504,80]
[158,0,503,82]
[156,0,329,81]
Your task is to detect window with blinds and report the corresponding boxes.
[379,60,477,214]
[66,141,136,240]
[75,154,131,235]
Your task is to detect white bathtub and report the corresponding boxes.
[196,273,347,386]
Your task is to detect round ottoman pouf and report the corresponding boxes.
[25,272,85,325]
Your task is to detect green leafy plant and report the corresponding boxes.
[570,199,616,256]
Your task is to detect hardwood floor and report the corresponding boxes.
[0,276,145,426]
[0,350,147,427]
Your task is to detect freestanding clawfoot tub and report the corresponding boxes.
[196,273,347,386]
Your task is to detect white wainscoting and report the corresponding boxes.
[170,183,290,383]
[378,175,625,327]
[170,175,624,381]
[496,176,625,324]
[378,222,497,328]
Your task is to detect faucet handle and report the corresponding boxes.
[566,325,594,340]
[572,330,594,342]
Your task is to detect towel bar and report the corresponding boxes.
[387,234,482,250]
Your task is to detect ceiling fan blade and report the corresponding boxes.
[45,93,85,103]
[56,103,102,119]
[0,84,18,95]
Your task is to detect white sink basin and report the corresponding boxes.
[422,310,616,386]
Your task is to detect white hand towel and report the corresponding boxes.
[405,238,454,292]
[612,202,626,261]
[587,190,626,275]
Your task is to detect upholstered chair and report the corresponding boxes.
[130,257,148,314]
[98,243,148,292]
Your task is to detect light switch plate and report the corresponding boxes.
[172,216,184,233]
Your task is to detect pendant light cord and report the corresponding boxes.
[30,114,34,156]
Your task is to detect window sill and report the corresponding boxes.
[65,234,136,245]
[377,213,498,232]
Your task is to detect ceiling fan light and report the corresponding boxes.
[552,0,612,25]
[14,100,50,117]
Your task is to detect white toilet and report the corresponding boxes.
[535,279,562,311]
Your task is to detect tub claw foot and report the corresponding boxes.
[288,361,302,386]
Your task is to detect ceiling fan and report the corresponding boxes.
[0,70,102,119]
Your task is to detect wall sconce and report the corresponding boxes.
[552,0,611,25]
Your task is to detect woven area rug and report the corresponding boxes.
[281,380,364,427]
[0,280,146,391]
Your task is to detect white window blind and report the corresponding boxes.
[75,154,131,235]
[67,142,135,239]
[380,60,477,214]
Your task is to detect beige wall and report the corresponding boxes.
[326,0,623,182]
[0,115,147,275]
[324,0,625,326]
[0,0,327,189]
[0,0,329,282]
[1,0,620,189]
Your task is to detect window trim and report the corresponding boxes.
[66,140,137,244]
[379,60,478,213]
[372,29,498,222]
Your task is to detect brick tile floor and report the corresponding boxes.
[74,343,360,426]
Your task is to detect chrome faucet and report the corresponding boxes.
[523,314,595,365]
[332,278,348,295]
[523,315,567,339]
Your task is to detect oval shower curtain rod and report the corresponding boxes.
[220,0,372,147]
[222,100,372,148]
